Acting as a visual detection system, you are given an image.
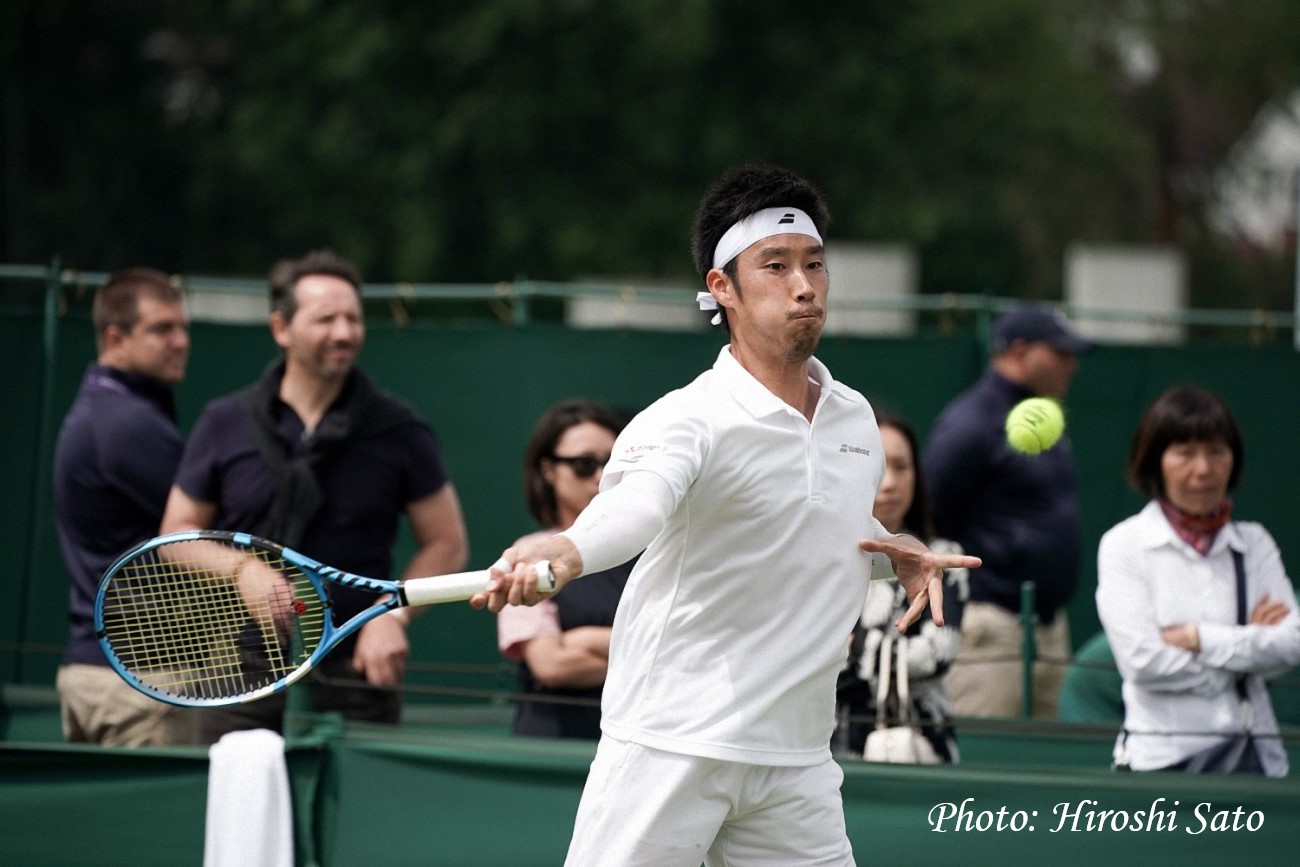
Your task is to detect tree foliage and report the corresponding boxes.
[3,0,1297,305]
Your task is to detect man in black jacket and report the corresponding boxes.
[161,249,469,743]
[923,306,1094,718]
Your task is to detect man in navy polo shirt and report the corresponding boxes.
[54,267,195,745]
[161,249,469,743]
[924,305,1095,718]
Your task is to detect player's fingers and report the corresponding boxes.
[895,589,929,633]
[505,564,529,607]
[485,553,516,593]
[928,573,946,627]
[937,551,982,570]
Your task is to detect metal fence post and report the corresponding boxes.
[1020,581,1037,719]
[15,258,62,682]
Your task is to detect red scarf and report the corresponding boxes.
[1158,498,1232,557]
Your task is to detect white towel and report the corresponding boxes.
[204,729,294,867]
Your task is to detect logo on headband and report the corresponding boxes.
[710,207,822,271]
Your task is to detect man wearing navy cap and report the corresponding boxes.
[923,306,1095,718]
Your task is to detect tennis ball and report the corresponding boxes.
[1005,397,1065,456]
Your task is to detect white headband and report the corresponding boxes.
[711,207,822,270]
[697,206,823,324]
[695,291,722,325]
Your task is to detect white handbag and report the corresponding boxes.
[863,633,942,764]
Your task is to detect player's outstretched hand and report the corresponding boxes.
[470,535,583,613]
[858,535,981,633]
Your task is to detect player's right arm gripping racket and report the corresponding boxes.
[95,529,554,708]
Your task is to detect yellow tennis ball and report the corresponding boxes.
[1005,397,1065,455]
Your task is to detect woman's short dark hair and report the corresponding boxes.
[689,164,830,329]
[1126,386,1244,499]
[874,408,934,541]
[524,399,628,528]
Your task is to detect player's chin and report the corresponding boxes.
[785,331,821,362]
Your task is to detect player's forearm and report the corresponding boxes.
[562,471,674,575]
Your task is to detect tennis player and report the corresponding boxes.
[475,164,980,866]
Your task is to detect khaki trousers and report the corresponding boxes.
[946,601,1071,718]
[57,663,198,746]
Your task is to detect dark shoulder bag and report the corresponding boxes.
[1159,550,1263,774]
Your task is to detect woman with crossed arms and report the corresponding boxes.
[1097,386,1300,776]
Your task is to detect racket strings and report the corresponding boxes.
[99,540,327,702]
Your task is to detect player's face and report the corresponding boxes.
[112,295,190,385]
[275,275,364,381]
[543,421,617,529]
[717,234,827,364]
[873,424,915,534]
[1161,438,1233,516]
[1022,342,1079,398]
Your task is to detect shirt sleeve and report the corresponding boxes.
[1197,526,1300,676]
[562,470,676,576]
[599,392,707,502]
[399,422,450,503]
[172,401,230,503]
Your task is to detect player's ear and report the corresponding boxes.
[704,268,736,311]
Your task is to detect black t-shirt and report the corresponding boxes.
[174,377,448,633]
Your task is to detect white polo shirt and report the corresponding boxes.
[590,346,884,766]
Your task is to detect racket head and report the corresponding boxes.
[95,530,331,707]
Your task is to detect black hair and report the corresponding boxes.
[267,248,363,321]
[523,399,629,527]
[1126,386,1244,499]
[874,408,934,541]
[689,164,830,329]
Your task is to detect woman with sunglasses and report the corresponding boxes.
[496,399,637,738]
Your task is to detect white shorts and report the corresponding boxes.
[564,737,854,867]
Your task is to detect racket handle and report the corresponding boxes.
[401,561,556,607]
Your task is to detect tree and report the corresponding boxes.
[4,0,1297,308]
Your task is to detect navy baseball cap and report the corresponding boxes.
[992,307,1096,355]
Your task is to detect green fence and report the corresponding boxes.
[3,265,1299,713]
[3,708,1300,867]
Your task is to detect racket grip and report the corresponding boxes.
[487,559,556,593]
[401,561,556,607]
[535,560,556,592]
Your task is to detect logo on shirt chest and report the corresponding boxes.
[839,443,871,456]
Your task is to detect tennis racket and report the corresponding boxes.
[95,529,554,708]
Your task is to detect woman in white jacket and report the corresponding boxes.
[1097,386,1300,776]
